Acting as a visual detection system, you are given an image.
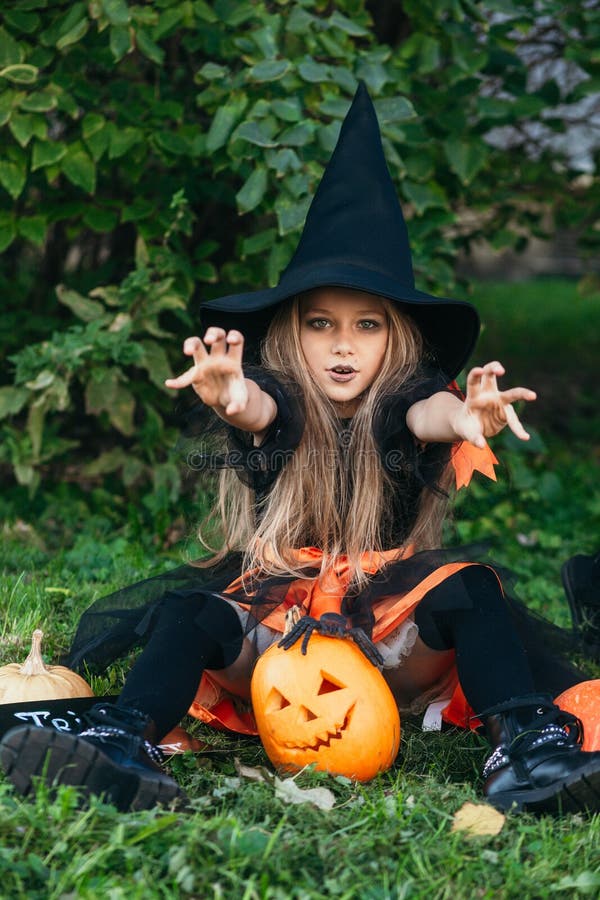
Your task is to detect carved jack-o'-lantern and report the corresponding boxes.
[251,632,401,781]
[556,679,600,751]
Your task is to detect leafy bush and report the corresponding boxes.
[0,0,598,504]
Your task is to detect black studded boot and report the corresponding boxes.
[0,703,184,812]
[481,694,600,814]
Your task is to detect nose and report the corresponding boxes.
[331,325,355,356]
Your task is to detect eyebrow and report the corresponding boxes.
[304,307,386,316]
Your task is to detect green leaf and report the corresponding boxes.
[139,340,172,388]
[0,386,29,419]
[248,60,290,83]
[109,25,132,61]
[402,180,447,215]
[17,215,47,245]
[9,111,46,146]
[236,166,268,213]
[82,112,105,139]
[192,0,218,23]
[0,89,18,126]
[0,211,16,251]
[27,401,45,460]
[0,27,24,67]
[419,36,441,74]
[0,159,27,199]
[356,61,389,93]
[0,64,38,85]
[235,121,278,148]
[56,285,105,321]
[85,369,135,437]
[272,98,302,123]
[19,91,57,113]
[286,7,315,35]
[329,11,369,36]
[279,122,314,147]
[443,137,487,185]
[56,16,89,51]
[136,28,165,65]
[197,62,229,80]
[298,58,330,83]
[154,7,184,40]
[375,96,416,123]
[61,144,96,193]
[108,124,143,159]
[205,97,248,153]
[242,227,276,257]
[275,195,310,235]
[83,206,119,231]
[153,131,189,156]
[101,0,131,27]
[31,140,67,170]
[4,11,41,34]
[265,148,301,176]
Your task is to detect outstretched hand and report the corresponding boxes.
[453,361,536,448]
[165,328,249,415]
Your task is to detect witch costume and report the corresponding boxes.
[2,84,600,814]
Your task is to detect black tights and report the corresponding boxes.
[414,565,580,712]
[118,566,581,738]
[117,591,243,740]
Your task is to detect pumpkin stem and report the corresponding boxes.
[20,629,50,676]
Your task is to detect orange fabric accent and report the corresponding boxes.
[188,671,257,734]
[452,441,498,490]
[441,683,481,731]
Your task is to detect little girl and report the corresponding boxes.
[2,84,599,815]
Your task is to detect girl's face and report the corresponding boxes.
[299,288,389,415]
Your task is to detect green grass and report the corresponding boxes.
[470,278,600,439]
[0,278,599,897]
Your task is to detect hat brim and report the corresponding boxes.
[201,263,479,379]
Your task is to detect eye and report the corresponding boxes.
[306,318,331,329]
[358,319,382,330]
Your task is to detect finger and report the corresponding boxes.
[183,336,207,366]
[466,367,485,397]
[165,365,202,390]
[203,327,228,357]
[499,388,537,404]
[504,404,530,440]
[226,330,245,364]
[481,360,504,393]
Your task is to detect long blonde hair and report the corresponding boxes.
[198,293,452,586]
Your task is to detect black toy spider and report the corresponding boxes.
[278,611,384,667]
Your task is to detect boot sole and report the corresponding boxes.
[488,763,600,815]
[0,726,184,812]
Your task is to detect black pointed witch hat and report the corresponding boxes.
[202,82,479,378]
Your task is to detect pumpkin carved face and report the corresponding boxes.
[251,633,400,781]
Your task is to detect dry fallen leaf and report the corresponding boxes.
[451,802,505,836]
[233,758,274,783]
[274,777,336,811]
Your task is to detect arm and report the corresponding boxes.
[406,361,536,448]
[165,328,277,439]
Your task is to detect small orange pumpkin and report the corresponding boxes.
[251,628,400,782]
[0,630,94,704]
[555,679,600,751]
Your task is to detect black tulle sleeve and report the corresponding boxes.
[178,367,304,497]
[373,366,459,544]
